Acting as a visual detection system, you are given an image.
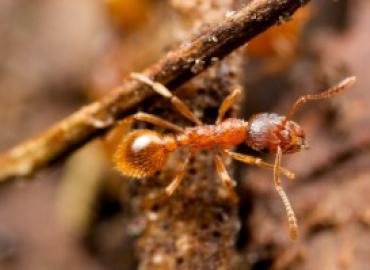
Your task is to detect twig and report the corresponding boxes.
[0,0,309,182]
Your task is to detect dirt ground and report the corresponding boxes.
[0,0,369,269]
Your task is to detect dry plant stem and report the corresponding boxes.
[0,0,309,182]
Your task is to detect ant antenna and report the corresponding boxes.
[286,76,356,120]
[274,146,298,240]
[275,76,356,238]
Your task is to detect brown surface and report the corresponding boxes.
[1,0,370,269]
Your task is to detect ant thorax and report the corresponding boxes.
[246,113,307,154]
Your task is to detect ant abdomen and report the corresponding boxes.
[114,130,170,178]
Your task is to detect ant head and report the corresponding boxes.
[278,119,308,154]
[114,129,169,178]
[246,113,308,154]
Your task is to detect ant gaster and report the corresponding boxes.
[114,73,356,240]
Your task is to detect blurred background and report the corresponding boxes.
[0,0,369,269]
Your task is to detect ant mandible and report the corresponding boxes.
[113,72,356,240]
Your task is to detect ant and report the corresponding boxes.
[113,72,356,240]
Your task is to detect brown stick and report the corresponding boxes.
[0,0,309,182]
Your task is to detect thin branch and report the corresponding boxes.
[0,0,309,182]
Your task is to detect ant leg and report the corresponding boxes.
[131,73,202,126]
[214,153,239,204]
[165,152,192,196]
[273,146,298,240]
[216,87,242,125]
[224,150,295,180]
[123,112,184,133]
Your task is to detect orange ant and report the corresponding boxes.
[113,73,356,240]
